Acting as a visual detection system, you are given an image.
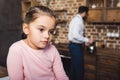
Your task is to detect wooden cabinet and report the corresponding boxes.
[84,48,97,80]
[96,48,120,80]
[87,0,120,23]
[84,47,120,80]
[106,8,120,22]
[87,8,103,22]
[54,43,120,80]
[0,66,8,77]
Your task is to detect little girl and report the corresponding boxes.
[7,6,69,80]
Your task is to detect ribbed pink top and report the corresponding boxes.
[7,40,69,80]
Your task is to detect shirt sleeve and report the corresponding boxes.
[7,44,24,80]
[52,47,69,80]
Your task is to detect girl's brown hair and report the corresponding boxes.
[22,6,56,39]
[23,6,56,24]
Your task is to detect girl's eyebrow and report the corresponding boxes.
[37,25,55,30]
[37,25,45,28]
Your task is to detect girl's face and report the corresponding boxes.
[23,15,56,50]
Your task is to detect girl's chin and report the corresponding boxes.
[37,43,49,49]
[39,45,47,49]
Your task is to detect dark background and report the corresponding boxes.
[0,0,22,67]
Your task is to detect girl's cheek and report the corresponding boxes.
[48,36,52,40]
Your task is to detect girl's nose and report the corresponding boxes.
[44,32,49,39]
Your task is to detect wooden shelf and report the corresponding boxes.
[87,0,120,23]
[89,8,103,10]
[22,0,30,1]
[106,7,120,9]
[54,9,67,12]
[53,9,68,26]
[87,22,120,24]
[57,20,68,24]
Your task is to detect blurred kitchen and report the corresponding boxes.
[0,0,120,80]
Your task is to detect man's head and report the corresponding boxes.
[78,6,89,19]
[78,6,89,14]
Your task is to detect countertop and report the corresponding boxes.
[56,46,120,58]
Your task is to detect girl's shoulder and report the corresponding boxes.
[9,40,23,50]
[46,44,59,55]
[46,43,57,50]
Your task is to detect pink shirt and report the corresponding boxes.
[7,40,69,80]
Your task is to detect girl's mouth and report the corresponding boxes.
[42,41,48,44]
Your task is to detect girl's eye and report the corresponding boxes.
[39,28,44,32]
[49,30,55,35]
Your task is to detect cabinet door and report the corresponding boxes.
[87,9,103,22]
[86,0,120,23]
[106,9,120,22]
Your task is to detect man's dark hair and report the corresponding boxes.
[78,6,89,14]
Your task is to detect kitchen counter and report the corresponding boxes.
[96,48,120,57]
[57,47,70,58]
[56,45,120,58]
[0,66,8,78]
[55,43,120,80]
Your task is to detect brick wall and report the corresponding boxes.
[38,0,120,49]
[85,24,120,49]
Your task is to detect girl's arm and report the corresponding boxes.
[7,45,24,80]
[52,47,69,80]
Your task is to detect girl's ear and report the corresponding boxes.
[22,23,29,35]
